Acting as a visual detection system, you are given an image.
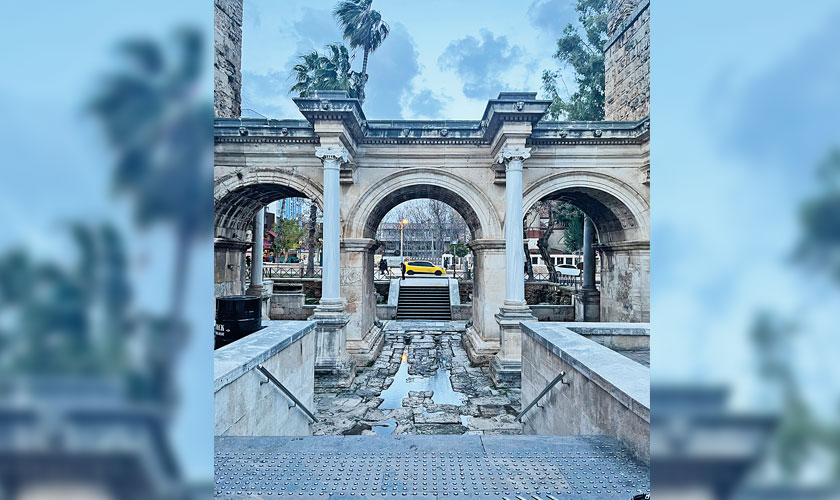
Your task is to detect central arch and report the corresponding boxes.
[340,168,505,365]
[345,168,502,241]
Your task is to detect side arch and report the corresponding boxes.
[214,167,324,238]
[522,171,649,244]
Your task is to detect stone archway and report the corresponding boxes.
[340,169,504,365]
[523,171,650,322]
[214,168,324,297]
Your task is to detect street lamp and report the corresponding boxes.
[399,219,408,259]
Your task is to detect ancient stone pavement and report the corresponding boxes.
[313,322,523,436]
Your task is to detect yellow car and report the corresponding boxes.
[404,260,446,276]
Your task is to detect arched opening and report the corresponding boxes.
[214,180,324,306]
[523,181,649,323]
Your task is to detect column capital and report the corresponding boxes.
[315,146,349,167]
[496,147,531,170]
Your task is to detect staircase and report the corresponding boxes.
[396,284,451,320]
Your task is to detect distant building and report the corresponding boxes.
[376,222,468,262]
[268,198,305,221]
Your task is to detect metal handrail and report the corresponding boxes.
[515,371,569,422]
[257,364,318,423]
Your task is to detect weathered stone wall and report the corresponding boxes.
[215,321,316,436]
[604,0,650,121]
[597,243,649,322]
[214,0,243,118]
[214,241,247,297]
[528,304,575,322]
[269,293,314,320]
[520,322,649,463]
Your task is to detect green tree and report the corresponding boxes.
[333,0,390,105]
[541,0,607,120]
[272,219,306,261]
[555,203,585,252]
[794,148,840,284]
[290,43,362,98]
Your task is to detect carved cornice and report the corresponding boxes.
[213,109,650,147]
[467,239,506,252]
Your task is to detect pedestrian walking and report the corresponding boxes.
[379,256,390,278]
[400,258,407,281]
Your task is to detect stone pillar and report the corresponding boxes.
[492,148,536,387]
[342,238,384,365]
[245,208,265,295]
[462,239,506,365]
[245,209,272,319]
[575,215,601,321]
[311,146,355,388]
[597,240,650,322]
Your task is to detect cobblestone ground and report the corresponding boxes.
[313,328,523,436]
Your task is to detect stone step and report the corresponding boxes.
[215,435,650,499]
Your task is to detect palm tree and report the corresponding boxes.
[88,29,211,413]
[333,0,390,105]
[290,43,362,98]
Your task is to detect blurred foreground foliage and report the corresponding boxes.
[752,148,840,481]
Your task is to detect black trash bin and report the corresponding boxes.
[215,295,262,348]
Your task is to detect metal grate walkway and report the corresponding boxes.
[215,435,649,499]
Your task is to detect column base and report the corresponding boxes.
[462,325,500,366]
[574,289,601,322]
[312,299,356,388]
[246,280,273,320]
[314,358,356,389]
[491,302,536,388]
[346,322,385,366]
[490,357,522,387]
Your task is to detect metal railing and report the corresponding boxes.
[257,364,318,423]
[515,371,569,423]
[373,268,473,281]
[247,264,322,281]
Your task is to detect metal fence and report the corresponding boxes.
[247,264,322,281]
[372,269,473,281]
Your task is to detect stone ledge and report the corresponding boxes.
[214,320,316,391]
[521,321,649,421]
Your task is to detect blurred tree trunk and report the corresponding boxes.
[306,202,317,275]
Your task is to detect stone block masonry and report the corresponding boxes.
[214,321,316,436]
[604,0,650,121]
[520,322,650,463]
[214,0,242,118]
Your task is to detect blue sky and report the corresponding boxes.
[652,1,840,414]
[241,0,578,120]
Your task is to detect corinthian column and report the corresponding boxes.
[492,147,536,388]
[312,145,355,387]
[315,146,347,305]
[498,147,530,306]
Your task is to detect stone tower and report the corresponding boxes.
[604,0,650,121]
[214,0,243,118]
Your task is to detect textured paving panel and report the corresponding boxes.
[215,435,649,499]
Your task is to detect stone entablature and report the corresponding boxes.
[215,114,650,147]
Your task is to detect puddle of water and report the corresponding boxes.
[370,418,396,436]
[379,349,467,409]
